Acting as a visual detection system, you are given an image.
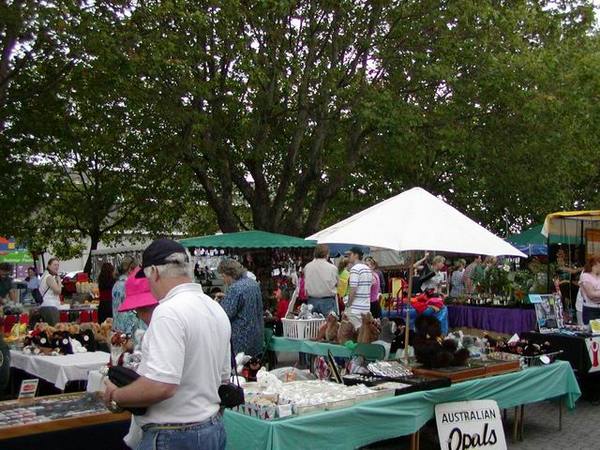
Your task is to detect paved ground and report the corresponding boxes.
[362,399,600,449]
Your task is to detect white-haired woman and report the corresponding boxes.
[217,259,264,357]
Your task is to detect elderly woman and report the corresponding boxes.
[217,259,264,357]
[450,259,466,297]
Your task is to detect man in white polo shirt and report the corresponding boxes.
[103,239,231,450]
[346,246,373,329]
[304,244,339,315]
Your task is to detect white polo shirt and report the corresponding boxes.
[136,283,231,426]
[304,258,338,298]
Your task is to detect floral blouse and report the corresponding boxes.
[220,276,264,357]
[111,275,147,337]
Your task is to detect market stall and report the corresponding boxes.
[0,392,130,450]
[180,230,316,300]
[223,361,579,450]
[308,187,525,353]
[9,350,110,391]
[447,304,537,335]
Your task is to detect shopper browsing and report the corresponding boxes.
[217,258,264,357]
[39,258,62,325]
[579,256,600,324]
[304,244,338,315]
[346,247,373,329]
[0,263,17,304]
[103,239,231,450]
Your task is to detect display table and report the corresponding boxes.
[223,361,580,450]
[522,331,594,374]
[447,304,537,335]
[0,393,130,450]
[268,336,354,358]
[10,351,110,390]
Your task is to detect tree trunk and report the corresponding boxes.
[83,233,101,275]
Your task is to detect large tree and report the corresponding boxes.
[2,3,186,271]
[115,0,599,236]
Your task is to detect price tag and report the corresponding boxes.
[277,403,293,418]
[18,379,39,399]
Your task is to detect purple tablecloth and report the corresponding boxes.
[447,305,537,335]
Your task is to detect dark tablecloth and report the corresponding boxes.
[522,331,591,374]
[447,305,537,335]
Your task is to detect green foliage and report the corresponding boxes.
[2,0,600,264]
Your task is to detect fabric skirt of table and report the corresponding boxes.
[224,361,579,450]
[447,305,537,335]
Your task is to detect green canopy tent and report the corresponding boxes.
[179,230,316,249]
[506,224,572,256]
[180,231,317,307]
[0,250,34,265]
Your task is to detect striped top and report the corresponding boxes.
[349,262,373,313]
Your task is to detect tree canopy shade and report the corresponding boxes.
[179,230,316,250]
[2,0,600,268]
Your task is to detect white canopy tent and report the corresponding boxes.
[308,187,526,258]
[308,187,525,358]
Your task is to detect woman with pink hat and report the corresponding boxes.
[118,268,159,325]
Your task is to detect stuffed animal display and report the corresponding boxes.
[413,315,470,369]
[337,314,357,345]
[315,312,340,342]
[21,321,108,356]
[357,313,381,344]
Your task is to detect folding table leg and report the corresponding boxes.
[512,406,520,442]
[559,397,563,431]
[410,431,420,450]
[518,405,525,441]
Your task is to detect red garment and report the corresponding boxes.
[276,299,290,320]
[99,288,112,302]
[411,293,444,314]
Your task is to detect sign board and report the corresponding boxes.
[586,337,600,373]
[529,294,563,332]
[18,379,39,399]
[435,400,507,450]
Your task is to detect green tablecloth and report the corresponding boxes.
[224,360,580,450]
[268,336,354,358]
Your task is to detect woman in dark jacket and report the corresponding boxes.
[97,262,115,323]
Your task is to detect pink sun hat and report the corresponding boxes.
[118,267,159,312]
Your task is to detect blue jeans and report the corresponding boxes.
[137,414,225,450]
[583,306,600,325]
[307,297,336,316]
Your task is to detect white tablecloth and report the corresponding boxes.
[10,350,110,390]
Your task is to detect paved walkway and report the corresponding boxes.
[363,399,600,449]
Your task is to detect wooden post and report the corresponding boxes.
[404,251,415,364]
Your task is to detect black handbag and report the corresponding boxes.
[107,365,147,415]
[218,342,244,408]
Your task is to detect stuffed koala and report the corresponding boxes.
[413,315,470,369]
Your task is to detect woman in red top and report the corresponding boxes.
[97,262,115,323]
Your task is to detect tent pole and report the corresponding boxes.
[404,251,414,364]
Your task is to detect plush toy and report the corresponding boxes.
[51,331,73,354]
[378,318,397,343]
[336,314,356,345]
[73,329,97,352]
[357,313,381,344]
[316,313,339,342]
[325,313,340,342]
[413,315,470,369]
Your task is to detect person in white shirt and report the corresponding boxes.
[304,244,338,315]
[103,239,231,450]
[346,246,373,329]
[38,258,62,325]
